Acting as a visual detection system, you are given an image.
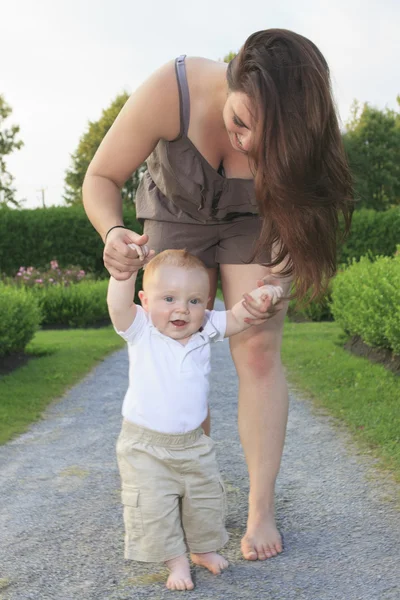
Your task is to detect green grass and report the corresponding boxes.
[0,327,124,444]
[282,320,400,480]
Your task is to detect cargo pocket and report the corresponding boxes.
[218,477,227,523]
[182,475,228,549]
[121,486,144,537]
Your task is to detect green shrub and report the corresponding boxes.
[303,292,333,322]
[32,280,110,328]
[0,284,42,356]
[331,251,400,354]
[2,257,144,328]
[288,283,333,322]
[339,207,400,264]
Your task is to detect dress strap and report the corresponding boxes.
[175,55,190,137]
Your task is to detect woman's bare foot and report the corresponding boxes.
[241,513,283,560]
[190,551,229,574]
[165,554,194,591]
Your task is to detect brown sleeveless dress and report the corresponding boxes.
[136,56,268,268]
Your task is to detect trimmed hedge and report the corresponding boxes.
[31,280,110,328]
[339,207,400,264]
[1,206,399,278]
[0,284,42,356]
[331,251,400,354]
[0,206,142,278]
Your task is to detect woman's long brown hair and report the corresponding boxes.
[227,29,354,301]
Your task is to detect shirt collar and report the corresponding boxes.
[146,312,218,345]
[199,317,219,341]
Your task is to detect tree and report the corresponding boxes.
[0,95,23,208]
[64,92,146,207]
[223,51,237,63]
[343,98,400,210]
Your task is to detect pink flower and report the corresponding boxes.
[35,279,43,284]
[50,260,59,270]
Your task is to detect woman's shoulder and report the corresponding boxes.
[184,56,227,91]
[184,56,225,71]
[132,57,224,140]
[155,56,225,95]
[153,56,224,81]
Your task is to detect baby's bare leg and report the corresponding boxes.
[190,552,228,574]
[165,554,194,591]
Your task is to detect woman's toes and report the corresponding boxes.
[244,549,257,560]
[264,545,274,558]
[256,546,267,560]
[241,541,258,560]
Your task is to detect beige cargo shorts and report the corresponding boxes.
[116,419,229,563]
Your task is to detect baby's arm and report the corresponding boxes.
[107,244,148,331]
[224,283,283,338]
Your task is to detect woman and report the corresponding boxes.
[82,29,353,561]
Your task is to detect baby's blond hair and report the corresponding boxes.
[143,249,208,289]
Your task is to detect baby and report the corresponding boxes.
[108,248,283,591]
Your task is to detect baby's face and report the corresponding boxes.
[139,266,210,343]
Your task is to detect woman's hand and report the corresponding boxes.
[242,276,285,324]
[103,228,155,279]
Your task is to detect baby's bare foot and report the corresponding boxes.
[165,554,194,591]
[190,551,229,575]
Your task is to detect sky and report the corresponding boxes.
[2,0,399,209]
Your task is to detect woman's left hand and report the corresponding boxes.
[242,277,285,324]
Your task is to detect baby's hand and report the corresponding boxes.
[241,279,285,324]
[249,283,284,307]
[127,243,150,263]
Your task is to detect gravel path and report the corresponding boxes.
[1,309,399,600]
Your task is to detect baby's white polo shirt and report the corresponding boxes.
[116,306,227,434]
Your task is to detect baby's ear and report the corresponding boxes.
[138,290,148,312]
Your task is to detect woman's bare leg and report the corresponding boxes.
[220,263,289,560]
[201,267,218,436]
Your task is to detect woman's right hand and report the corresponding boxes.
[103,228,155,279]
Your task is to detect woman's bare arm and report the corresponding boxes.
[82,60,181,277]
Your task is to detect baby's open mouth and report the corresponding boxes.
[171,320,187,327]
